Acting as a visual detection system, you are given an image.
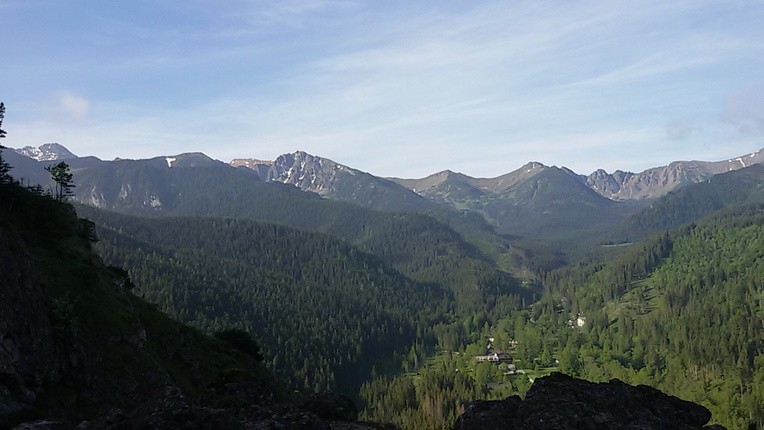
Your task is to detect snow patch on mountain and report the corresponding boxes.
[14,143,77,161]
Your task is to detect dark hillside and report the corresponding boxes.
[0,182,286,427]
[76,205,453,395]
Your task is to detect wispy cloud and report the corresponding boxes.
[58,92,91,121]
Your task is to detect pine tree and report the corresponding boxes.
[46,161,75,201]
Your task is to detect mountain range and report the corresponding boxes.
[6,143,763,265]
[18,143,762,207]
[232,147,763,204]
[20,143,764,205]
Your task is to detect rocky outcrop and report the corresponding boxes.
[454,372,722,430]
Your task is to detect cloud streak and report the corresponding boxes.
[58,92,91,121]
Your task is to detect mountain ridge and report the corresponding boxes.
[12,143,762,204]
[583,149,764,200]
[10,143,762,262]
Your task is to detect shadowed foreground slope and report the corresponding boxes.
[0,182,382,428]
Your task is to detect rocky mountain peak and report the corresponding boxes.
[14,143,77,162]
[268,151,342,193]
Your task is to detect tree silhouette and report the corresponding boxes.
[46,161,75,201]
[0,102,12,184]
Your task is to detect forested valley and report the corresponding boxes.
[78,205,529,397]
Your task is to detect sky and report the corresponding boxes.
[1,0,763,178]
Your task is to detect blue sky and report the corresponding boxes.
[2,0,762,177]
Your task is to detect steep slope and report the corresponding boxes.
[614,163,764,242]
[0,182,285,427]
[476,166,619,232]
[585,147,763,201]
[76,205,450,395]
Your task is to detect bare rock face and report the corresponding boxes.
[454,372,721,430]
[267,151,349,196]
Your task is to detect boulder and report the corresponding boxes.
[455,372,721,430]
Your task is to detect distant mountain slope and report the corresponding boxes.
[393,162,631,245]
[614,163,764,242]
[3,149,53,186]
[392,162,547,197]
[584,148,763,201]
[392,170,488,208]
[391,149,763,211]
[230,157,271,179]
